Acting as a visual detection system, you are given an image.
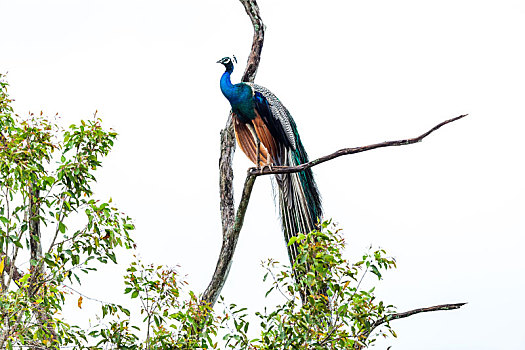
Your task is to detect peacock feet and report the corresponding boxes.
[259,163,273,173]
[256,159,274,173]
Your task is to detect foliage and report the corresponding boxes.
[221,221,397,349]
[88,258,218,349]
[0,74,135,349]
[84,223,397,350]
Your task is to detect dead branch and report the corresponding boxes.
[201,0,265,307]
[355,302,467,349]
[248,114,468,176]
[381,302,466,325]
[202,175,256,306]
[240,0,265,84]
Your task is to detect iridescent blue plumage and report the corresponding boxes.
[219,60,256,123]
[218,56,322,270]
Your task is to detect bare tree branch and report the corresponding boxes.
[355,302,467,349]
[240,0,265,83]
[201,0,266,307]
[218,115,236,238]
[381,302,467,324]
[248,114,468,176]
[202,175,257,306]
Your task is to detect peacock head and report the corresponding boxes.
[217,56,237,73]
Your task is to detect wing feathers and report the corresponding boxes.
[252,111,279,164]
[233,115,271,166]
[247,83,296,150]
[231,85,322,277]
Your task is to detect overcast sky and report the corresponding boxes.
[2,0,525,348]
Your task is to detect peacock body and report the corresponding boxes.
[217,56,322,269]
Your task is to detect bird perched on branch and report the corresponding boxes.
[217,56,322,271]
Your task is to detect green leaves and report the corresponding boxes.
[0,74,135,350]
[222,221,398,349]
[105,258,219,349]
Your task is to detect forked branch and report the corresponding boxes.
[203,4,468,344]
[201,0,264,307]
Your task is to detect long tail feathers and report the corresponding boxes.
[242,82,323,278]
[275,136,322,270]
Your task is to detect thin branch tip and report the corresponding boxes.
[364,301,467,342]
[249,114,468,176]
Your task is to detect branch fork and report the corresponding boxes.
[202,0,468,343]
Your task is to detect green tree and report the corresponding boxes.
[0,74,135,349]
[0,74,216,350]
[219,222,397,350]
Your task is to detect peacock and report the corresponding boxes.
[217,56,323,274]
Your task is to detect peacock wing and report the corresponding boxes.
[247,83,297,151]
[233,115,271,166]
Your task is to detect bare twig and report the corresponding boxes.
[62,284,111,305]
[264,263,292,302]
[248,114,468,176]
[354,302,467,349]
[380,302,466,325]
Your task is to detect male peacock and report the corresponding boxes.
[217,56,322,271]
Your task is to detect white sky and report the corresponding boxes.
[2,0,525,348]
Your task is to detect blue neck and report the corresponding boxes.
[220,70,235,101]
[219,67,256,122]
